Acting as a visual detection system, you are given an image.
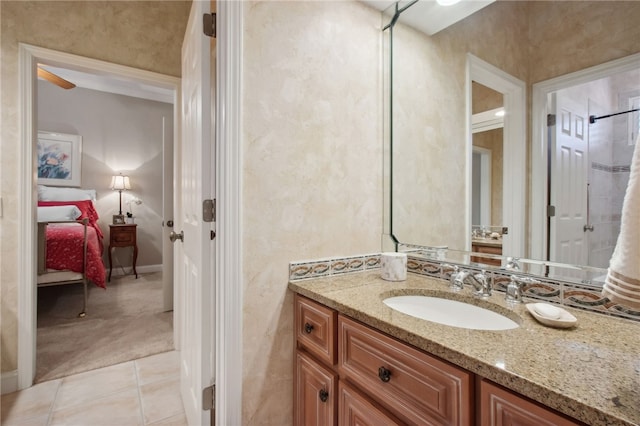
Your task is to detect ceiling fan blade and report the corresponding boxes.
[37,67,76,90]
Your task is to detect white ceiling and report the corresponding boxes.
[38,65,175,104]
[362,0,495,35]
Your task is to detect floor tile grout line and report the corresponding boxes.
[43,362,141,417]
[46,379,63,426]
[134,359,147,425]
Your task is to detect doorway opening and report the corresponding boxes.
[467,54,526,258]
[18,44,179,389]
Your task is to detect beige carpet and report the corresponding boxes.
[36,271,174,383]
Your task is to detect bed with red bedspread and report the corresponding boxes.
[41,222,106,289]
[37,200,106,315]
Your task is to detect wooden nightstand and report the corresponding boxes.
[108,224,138,281]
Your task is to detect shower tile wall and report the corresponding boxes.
[587,74,637,268]
[588,99,616,268]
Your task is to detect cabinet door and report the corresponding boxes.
[480,380,582,426]
[339,381,402,426]
[296,351,338,426]
[339,315,473,425]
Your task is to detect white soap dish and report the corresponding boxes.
[525,303,577,329]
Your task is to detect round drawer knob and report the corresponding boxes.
[304,322,314,334]
[318,389,329,402]
[378,366,392,382]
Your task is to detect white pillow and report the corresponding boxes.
[37,205,82,222]
[38,185,97,201]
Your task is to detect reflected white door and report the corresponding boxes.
[178,1,215,424]
[549,92,589,267]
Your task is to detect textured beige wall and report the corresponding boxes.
[241,1,383,423]
[528,1,640,84]
[472,81,503,114]
[1,1,190,374]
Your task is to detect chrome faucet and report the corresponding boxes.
[506,275,537,303]
[451,268,492,298]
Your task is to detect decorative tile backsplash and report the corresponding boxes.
[407,255,640,322]
[290,253,640,322]
[289,253,381,281]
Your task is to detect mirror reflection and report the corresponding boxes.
[546,76,637,269]
[383,0,640,281]
[471,82,504,266]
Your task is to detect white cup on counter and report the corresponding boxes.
[380,252,407,281]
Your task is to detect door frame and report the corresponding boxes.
[530,52,640,261]
[17,43,180,389]
[214,1,244,422]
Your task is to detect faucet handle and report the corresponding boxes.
[450,267,467,292]
[473,269,492,298]
[506,274,537,303]
[440,263,458,280]
[505,257,520,270]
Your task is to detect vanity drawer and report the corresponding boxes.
[338,315,473,426]
[295,294,337,366]
[339,380,402,425]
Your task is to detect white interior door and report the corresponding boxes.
[177,1,215,424]
[549,92,589,266]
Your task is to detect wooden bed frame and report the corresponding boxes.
[37,218,89,318]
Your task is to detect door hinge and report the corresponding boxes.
[203,384,215,411]
[203,199,216,223]
[203,13,216,38]
[547,113,556,127]
[547,205,556,217]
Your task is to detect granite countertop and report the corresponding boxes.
[472,237,503,248]
[289,271,640,426]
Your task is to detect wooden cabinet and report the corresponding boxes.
[295,295,338,425]
[480,380,582,426]
[338,315,473,425]
[294,294,586,426]
[295,350,338,426]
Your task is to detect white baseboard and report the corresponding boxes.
[1,370,18,395]
[109,264,163,277]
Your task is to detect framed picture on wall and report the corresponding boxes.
[37,131,83,187]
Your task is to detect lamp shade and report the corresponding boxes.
[110,174,131,191]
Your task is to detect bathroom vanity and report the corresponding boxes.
[290,271,640,426]
[470,238,502,266]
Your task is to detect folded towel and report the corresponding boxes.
[602,132,640,309]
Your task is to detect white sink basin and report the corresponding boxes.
[383,295,519,331]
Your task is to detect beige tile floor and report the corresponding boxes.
[1,351,186,426]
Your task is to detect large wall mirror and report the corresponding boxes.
[379,0,640,283]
